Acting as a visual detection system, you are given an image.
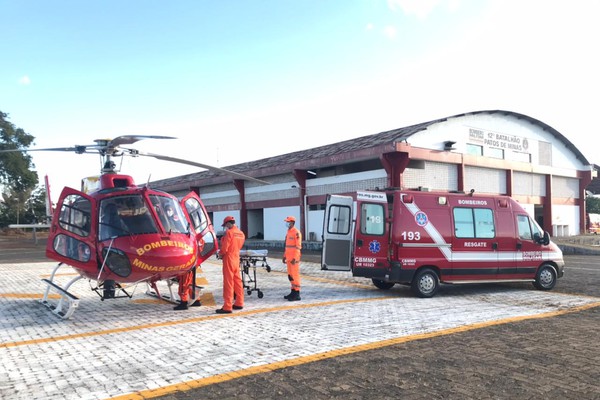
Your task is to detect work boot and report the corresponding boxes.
[190,299,202,307]
[215,308,232,314]
[287,290,301,301]
[283,289,294,300]
[174,301,188,310]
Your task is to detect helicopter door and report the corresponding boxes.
[181,192,218,263]
[47,187,97,269]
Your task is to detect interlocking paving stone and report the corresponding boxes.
[1,257,599,400]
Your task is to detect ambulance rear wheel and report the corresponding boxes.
[411,268,439,298]
[533,264,556,290]
[372,279,395,290]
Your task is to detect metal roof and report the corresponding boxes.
[151,110,590,189]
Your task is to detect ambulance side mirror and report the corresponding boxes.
[542,231,550,245]
[534,231,550,246]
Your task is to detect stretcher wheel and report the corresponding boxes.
[266,266,271,272]
[247,290,252,295]
[258,291,264,298]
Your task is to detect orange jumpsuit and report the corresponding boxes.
[219,224,245,311]
[284,225,302,291]
[177,269,194,302]
[176,237,204,304]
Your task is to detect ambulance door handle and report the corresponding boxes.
[357,239,363,247]
[516,242,522,250]
[492,242,498,250]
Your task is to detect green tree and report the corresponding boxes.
[0,111,40,227]
[0,185,48,226]
[586,195,600,214]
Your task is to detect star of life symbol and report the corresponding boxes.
[415,211,428,226]
[369,240,381,254]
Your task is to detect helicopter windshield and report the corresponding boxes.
[99,195,158,240]
[149,195,188,234]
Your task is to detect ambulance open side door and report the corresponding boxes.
[322,194,354,271]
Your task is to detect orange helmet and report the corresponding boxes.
[284,216,296,222]
[222,216,235,226]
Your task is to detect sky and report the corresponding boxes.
[2,0,600,203]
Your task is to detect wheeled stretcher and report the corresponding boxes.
[240,249,271,298]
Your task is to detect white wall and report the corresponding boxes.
[413,113,588,170]
[264,206,299,240]
[306,209,325,241]
[552,204,580,236]
[520,203,535,218]
[213,210,241,231]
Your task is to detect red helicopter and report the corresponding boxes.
[1,135,268,318]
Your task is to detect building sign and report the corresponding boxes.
[468,128,530,153]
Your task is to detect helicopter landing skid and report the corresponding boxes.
[40,262,83,319]
[91,280,133,301]
[145,279,203,305]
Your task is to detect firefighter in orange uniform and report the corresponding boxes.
[283,216,302,301]
[216,216,245,314]
[174,237,204,310]
[173,269,201,310]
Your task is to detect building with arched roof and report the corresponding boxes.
[151,110,596,241]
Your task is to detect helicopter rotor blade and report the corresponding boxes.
[1,136,270,185]
[0,146,95,154]
[138,151,271,185]
[107,135,177,148]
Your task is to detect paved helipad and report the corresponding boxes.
[1,256,599,400]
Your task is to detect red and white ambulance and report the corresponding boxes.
[322,189,564,297]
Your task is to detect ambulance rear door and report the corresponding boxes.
[353,191,390,272]
[322,194,354,271]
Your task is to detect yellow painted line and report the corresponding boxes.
[133,292,216,306]
[196,277,209,286]
[109,300,600,400]
[549,290,600,300]
[0,296,390,349]
[301,275,377,290]
[132,299,170,305]
[0,293,61,299]
[40,273,79,278]
[200,292,216,306]
[236,263,375,290]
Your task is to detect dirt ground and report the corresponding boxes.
[2,230,600,399]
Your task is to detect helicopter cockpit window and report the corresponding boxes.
[150,195,188,234]
[54,234,91,262]
[184,197,208,234]
[99,195,158,240]
[58,194,91,237]
[184,196,216,257]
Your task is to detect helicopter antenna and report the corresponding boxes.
[146,174,152,187]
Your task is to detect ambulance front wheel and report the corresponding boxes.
[411,268,440,298]
[533,264,557,290]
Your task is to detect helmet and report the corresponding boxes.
[284,216,296,222]
[222,216,235,226]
